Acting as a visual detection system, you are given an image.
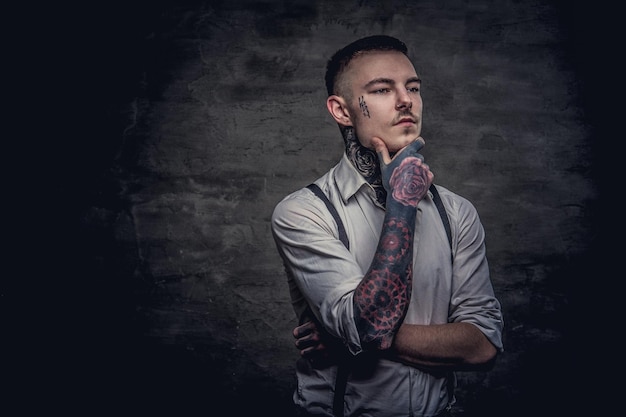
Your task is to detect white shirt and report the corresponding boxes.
[271,153,504,417]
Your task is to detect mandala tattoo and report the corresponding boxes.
[341,126,386,206]
[354,265,411,346]
[376,218,411,263]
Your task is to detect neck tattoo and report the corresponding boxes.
[341,126,387,208]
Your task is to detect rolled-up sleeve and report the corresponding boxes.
[271,191,364,354]
[447,196,504,352]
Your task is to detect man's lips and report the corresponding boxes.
[395,117,416,125]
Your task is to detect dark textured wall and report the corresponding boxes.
[17,0,611,415]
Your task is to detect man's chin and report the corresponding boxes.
[387,137,423,153]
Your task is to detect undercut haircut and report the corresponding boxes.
[325,35,409,98]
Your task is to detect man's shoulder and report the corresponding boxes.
[275,185,317,207]
[271,175,334,223]
[431,183,479,216]
[273,161,344,210]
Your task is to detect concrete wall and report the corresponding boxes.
[22,0,609,415]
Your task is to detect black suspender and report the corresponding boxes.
[429,183,454,262]
[305,182,453,417]
[306,184,350,250]
[307,183,452,253]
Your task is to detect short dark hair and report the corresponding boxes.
[324,35,409,97]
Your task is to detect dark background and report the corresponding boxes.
[9,0,615,415]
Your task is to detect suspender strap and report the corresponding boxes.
[307,183,451,256]
[306,183,350,417]
[306,184,350,250]
[332,363,350,417]
[429,183,453,262]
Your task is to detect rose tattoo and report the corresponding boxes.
[341,125,386,207]
[389,157,428,207]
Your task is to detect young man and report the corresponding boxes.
[271,35,504,417]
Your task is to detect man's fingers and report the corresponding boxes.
[374,136,426,165]
[293,321,316,338]
[396,137,425,160]
[409,137,425,161]
[294,332,321,350]
[371,136,391,165]
[300,341,327,353]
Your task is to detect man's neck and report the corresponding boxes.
[341,126,387,208]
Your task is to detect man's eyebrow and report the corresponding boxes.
[364,77,421,88]
[364,78,395,88]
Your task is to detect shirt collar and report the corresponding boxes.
[333,153,435,205]
[333,153,375,205]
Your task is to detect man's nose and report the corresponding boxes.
[395,91,412,110]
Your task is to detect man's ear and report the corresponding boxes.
[326,95,353,126]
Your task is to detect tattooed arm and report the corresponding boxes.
[292,137,500,364]
[353,138,433,350]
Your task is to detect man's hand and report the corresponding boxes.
[293,320,327,355]
[371,136,433,207]
[293,320,334,367]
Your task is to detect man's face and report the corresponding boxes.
[342,50,423,153]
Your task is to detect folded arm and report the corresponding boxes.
[389,322,498,372]
[294,320,497,372]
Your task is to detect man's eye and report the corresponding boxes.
[373,88,390,94]
[408,87,420,93]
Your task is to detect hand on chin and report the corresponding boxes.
[387,136,424,154]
